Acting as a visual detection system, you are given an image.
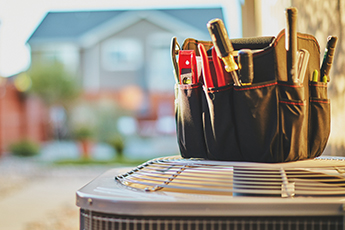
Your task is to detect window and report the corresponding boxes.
[101,38,143,71]
[40,44,79,75]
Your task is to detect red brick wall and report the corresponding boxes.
[0,82,48,153]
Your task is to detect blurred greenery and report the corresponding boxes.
[92,102,129,143]
[28,61,80,107]
[72,125,94,141]
[54,157,147,166]
[25,58,133,153]
[107,135,125,158]
[69,100,129,146]
[9,139,40,157]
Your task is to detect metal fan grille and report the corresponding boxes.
[80,209,343,230]
[115,156,345,197]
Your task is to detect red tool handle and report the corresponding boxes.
[198,43,214,88]
[178,50,198,84]
[212,47,226,87]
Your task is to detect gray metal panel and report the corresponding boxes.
[76,167,345,217]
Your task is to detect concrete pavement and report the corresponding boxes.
[0,137,178,230]
[0,156,113,230]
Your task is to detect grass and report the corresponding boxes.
[53,156,150,167]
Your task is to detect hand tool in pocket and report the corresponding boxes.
[320,36,338,82]
[198,43,214,88]
[238,49,254,85]
[211,47,226,87]
[312,69,318,82]
[171,37,180,83]
[207,18,241,86]
[178,50,198,84]
[296,49,310,84]
[285,7,298,83]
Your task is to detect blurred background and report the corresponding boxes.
[0,0,344,229]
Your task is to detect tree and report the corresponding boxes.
[27,61,81,139]
[28,61,80,107]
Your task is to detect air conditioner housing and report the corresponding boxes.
[76,156,345,230]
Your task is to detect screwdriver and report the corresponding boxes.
[285,7,298,83]
[207,18,241,86]
[320,36,338,82]
[238,49,254,85]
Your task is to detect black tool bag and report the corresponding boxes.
[172,30,330,162]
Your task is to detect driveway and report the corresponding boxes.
[0,137,178,230]
[0,156,114,230]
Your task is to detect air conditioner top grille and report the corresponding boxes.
[115,156,345,197]
[76,156,345,217]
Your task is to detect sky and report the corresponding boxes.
[0,0,243,77]
[0,0,143,77]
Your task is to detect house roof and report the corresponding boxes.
[27,7,225,45]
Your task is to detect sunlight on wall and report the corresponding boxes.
[260,0,291,36]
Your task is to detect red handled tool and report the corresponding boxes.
[212,47,226,87]
[198,43,214,88]
[178,50,198,84]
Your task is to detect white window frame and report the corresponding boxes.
[101,38,143,71]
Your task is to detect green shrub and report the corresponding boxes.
[107,135,125,158]
[28,61,80,107]
[9,140,40,157]
[72,126,94,141]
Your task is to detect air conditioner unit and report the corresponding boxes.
[76,156,345,230]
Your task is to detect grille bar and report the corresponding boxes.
[115,156,345,197]
[81,209,344,230]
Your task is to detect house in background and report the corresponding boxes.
[26,8,225,136]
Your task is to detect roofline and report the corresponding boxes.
[27,7,217,46]
[28,38,80,46]
[78,10,209,48]
[26,12,50,44]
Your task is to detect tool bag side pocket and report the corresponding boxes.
[309,82,330,158]
[175,84,208,158]
[233,80,280,162]
[278,82,308,161]
[203,85,242,161]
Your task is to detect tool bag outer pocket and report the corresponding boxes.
[233,80,280,162]
[202,85,242,161]
[309,82,330,158]
[175,84,208,158]
[278,82,308,161]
